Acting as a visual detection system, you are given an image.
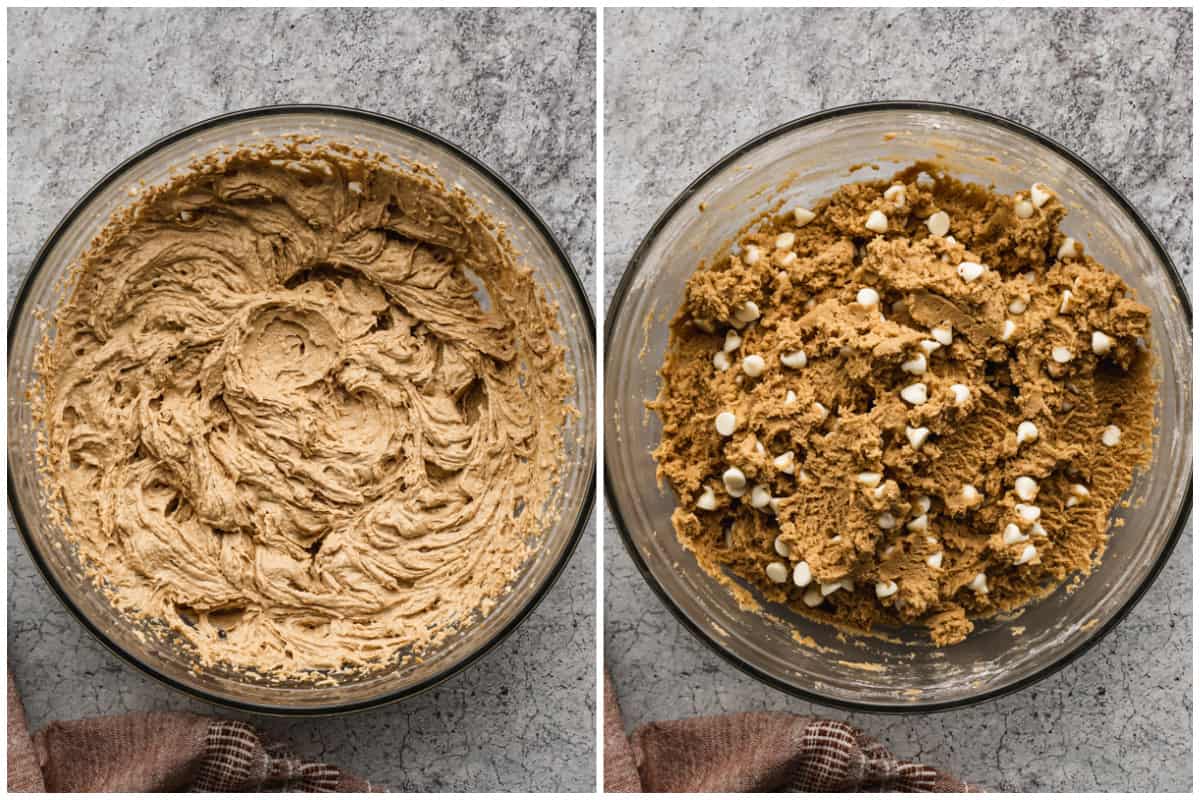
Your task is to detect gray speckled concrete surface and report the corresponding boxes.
[604,8,1191,792]
[8,7,595,792]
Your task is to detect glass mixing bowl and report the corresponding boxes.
[8,105,595,714]
[605,101,1191,712]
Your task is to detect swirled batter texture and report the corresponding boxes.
[36,141,572,677]
[652,164,1155,646]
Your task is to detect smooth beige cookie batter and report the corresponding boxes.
[35,139,572,677]
[652,163,1155,646]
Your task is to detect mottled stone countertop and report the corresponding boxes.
[604,8,1192,792]
[7,7,595,792]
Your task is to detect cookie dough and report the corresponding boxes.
[36,140,572,676]
[652,163,1155,646]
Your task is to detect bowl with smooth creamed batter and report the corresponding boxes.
[10,106,595,713]
[605,102,1190,711]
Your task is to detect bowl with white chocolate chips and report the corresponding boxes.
[9,106,595,713]
[605,102,1190,711]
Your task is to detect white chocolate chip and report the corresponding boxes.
[723,467,747,497]
[742,354,766,377]
[914,495,932,514]
[901,353,927,375]
[856,287,880,307]
[179,209,194,222]
[905,426,931,450]
[1016,421,1039,446]
[877,512,897,530]
[1001,319,1017,341]
[347,182,363,195]
[820,580,846,597]
[968,572,989,593]
[773,451,796,475]
[1021,271,1037,285]
[766,561,789,583]
[768,497,783,514]
[724,330,742,352]
[1014,544,1038,565]
[696,487,717,510]
[927,551,944,569]
[1030,522,1047,537]
[1015,503,1042,523]
[865,209,888,233]
[856,471,883,488]
[830,535,843,543]
[778,252,797,268]
[733,300,761,323]
[961,484,981,505]
[900,382,928,406]
[931,326,953,346]
[927,210,950,237]
[1052,346,1074,364]
[1057,237,1079,260]
[1101,425,1121,447]
[1003,523,1029,545]
[785,390,797,405]
[944,235,957,245]
[1008,298,1027,314]
[755,440,765,456]
[906,514,929,532]
[1014,199,1034,219]
[949,384,971,406]
[1014,476,1039,501]
[715,411,737,437]
[875,580,899,599]
[813,402,829,422]
[1070,483,1090,500]
[957,261,986,282]
[780,350,807,369]
[743,246,762,266]
[713,351,731,371]
[1030,183,1053,208]
[871,484,887,499]
[751,485,772,509]
[1059,290,1073,314]
[775,232,796,250]
[1091,330,1113,355]
[793,207,816,226]
[802,585,823,606]
[919,339,942,355]
[884,184,906,207]
[791,560,813,588]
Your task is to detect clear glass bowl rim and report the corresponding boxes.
[604,99,1193,714]
[8,103,597,716]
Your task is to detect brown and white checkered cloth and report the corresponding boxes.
[604,673,976,792]
[7,673,374,792]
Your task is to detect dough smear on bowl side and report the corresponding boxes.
[650,163,1155,646]
[33,139,572,678]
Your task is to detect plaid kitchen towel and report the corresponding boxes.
[7,671,374,792]
[604,672,976,792]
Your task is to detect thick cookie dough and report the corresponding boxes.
[35,140,572,676]
[652,164,1155,646]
